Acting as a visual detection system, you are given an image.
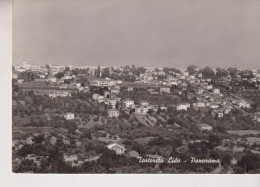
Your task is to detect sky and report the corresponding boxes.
[13,0,260,69]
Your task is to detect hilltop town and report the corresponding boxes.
[12,62,260,173]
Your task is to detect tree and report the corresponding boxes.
[216,68,228,79]
[102,67,110,78]
[221,154,231,166]
[187,65,197,75]
[237,153,259,173]
[14,159,38,173]
[208,134,220,148]
[163,67,181,74]
[45,64,50,69]
[33,134,45,144]
[200,66,215,79]
[55,72,64,79]
[227,67,237,78]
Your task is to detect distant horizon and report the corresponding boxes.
[13,0,260,69]
[14,62,260,71]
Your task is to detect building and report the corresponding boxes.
[90,80,116,87]
[195,102,206,107]
[126,87,133,92]
[198,123,212,131]
[210,104,219,109]
[49,91,71,98]
[106,98,117,108]
[107,109,119,118]
[224,105,233,114]
[212,109,224,118]
[213,88,220,95]
[64,112,75,120]
[140,100,149,106]
[97,95,105,103]
[123,98,135,108]
[157,71,166,76]
[160,87,171,93]
[135,106,149,115]
[237,100,251,108]
[176,103,190,111]
[21,62,31,70]
[254,113,260,123]
[107,143,126,155]
[17,79,24,84]
[110,87,120,95]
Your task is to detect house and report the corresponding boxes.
[122,98,135,108]
[126,87,133,92]
[237,100,251,108]
[17,79,24,84]
[107,109,119,118]
[107,143,126,155]
[110,87,120,95]
[213,88,220,95]
[224,105,233,114]
[198,123,212,131]
[48,77,57,83]
[106,98,117,108]
[64,155,78,163]
[210,104,219,109]
[106,98,117,105]
[157,71,166,76]
[206,78,211,83]
[160,106,167,111]
[212,109,224,118]
[198,88,204,95]
[176,103,190,111]
[195,101,206,107]
[201,83,213,90]
[140,100,149,106]
[254,113,260,123]
[169,80,178,86]
[64,112,75,120]
[160,87,171,93]
[97,95,105,103]
[183,71,189,76]
[90,80,116,87]
[135,106,149,115]
[48,91,71,98]
[76,83,81,88]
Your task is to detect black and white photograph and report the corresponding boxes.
[11,0,260,175]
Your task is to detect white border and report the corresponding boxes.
[0,0,259,186]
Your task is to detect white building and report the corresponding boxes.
[123,98,135,108]
[64,113,75,120]
[176,103,190,111]
[198,123,212,131]
[21,62,31,70]
[140,100,149,106]
[213,88,220,95]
